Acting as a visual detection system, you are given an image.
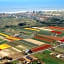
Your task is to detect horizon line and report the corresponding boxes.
[0,9,64,14]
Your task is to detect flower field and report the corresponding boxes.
[31,44,52,52]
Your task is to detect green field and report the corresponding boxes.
[38,30,51,35]
[0,39,8,44]
[55,46,64,53]
[33,38,51,44]
[33,50,64,64]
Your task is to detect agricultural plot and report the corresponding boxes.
[34,35,56,45]
[34,35,54,43]
[38,27,64,38]
[0,39,7,45]
[0,48,16,57]
[55,46,64,53]
[23,39,45,46]
[0,26,64,63]
[0,44,11,50]
[20,40,38,48]
[33,38,50,44]
[31,44,51,52]
[21,28,34,32]
[58,31,64,37]
[24,28,40,31]
[0,47,24,59]
[33,50,64,64]
[38,30,51,36]
[34,34,64,44]
[48,26,64,31]
[6,41,24,51]
[7,40,37,51]
[33,27,52,31]
[16,45,26,50]
[0,33,22,42]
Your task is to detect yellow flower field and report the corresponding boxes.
[24,28,40,31]
[0,33,22,41]
[0,33,9,37]
[6,36,21,40]
[0,44,11,50]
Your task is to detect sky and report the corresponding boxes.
[0,0,64,12]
